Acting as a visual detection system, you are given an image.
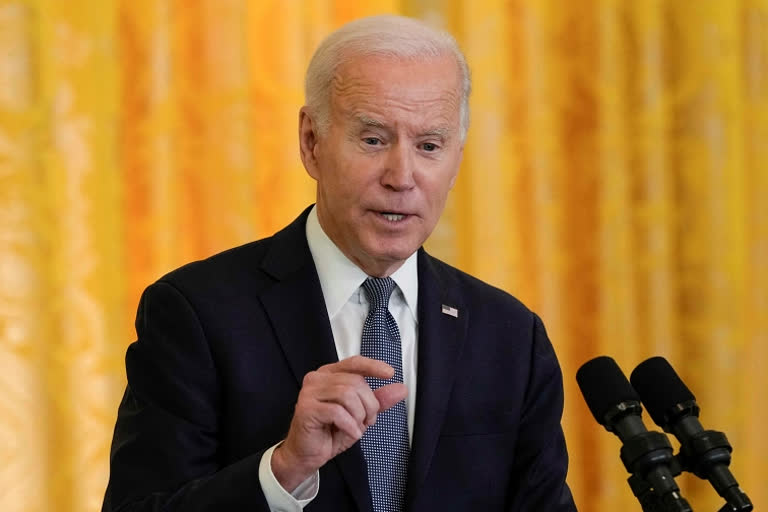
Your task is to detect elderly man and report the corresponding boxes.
[103,15,576,512]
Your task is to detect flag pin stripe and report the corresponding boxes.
[441,304,458,317]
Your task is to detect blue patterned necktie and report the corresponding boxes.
[359,277,409,512]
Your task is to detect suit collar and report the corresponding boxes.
[259,205,315,281]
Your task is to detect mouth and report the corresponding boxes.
[380,212,407,222]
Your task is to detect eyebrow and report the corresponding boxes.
[354,114,452,139]
[354,114,386,129]
[422,127,451,138]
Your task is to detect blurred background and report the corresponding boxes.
[1,0,766,511]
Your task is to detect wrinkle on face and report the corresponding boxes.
[331,56,462,143]
[308,53,464,277]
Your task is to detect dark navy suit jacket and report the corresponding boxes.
[103,207,576,511]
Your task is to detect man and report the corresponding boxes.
[103,15,576,512]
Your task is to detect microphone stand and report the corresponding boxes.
[625,432,753,512]
[685,430,753,511]
[677,428,753,511]
[620,434,692,512]
[668,401,753,512]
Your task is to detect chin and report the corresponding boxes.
[357,232,424,266]
[370,243,420,264]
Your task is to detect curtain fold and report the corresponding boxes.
[0,1,765,511]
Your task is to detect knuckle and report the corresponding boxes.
[339,386,358,405]
[302,371,318,386]
[328,402,346,418]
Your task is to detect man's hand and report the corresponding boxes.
[271,355,407,492]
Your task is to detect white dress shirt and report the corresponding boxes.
[258,206,419,511]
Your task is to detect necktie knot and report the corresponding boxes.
[362,277,396,311]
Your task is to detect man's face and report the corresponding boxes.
[300,54,464,277]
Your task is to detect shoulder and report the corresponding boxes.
[420,251,533,320]
[130,238,281,319]
[162,237,274,288]
[152,207,313,300]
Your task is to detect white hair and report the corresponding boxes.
[304,15,472,141]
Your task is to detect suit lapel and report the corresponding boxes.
[258,207,373,512]
[406,250,468,509]
[258,243,337,384]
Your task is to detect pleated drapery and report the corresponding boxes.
[0,1,765,511]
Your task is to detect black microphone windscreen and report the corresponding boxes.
[630,357,695,427]
[576,356,640,425]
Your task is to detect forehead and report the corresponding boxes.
[330,54,462,130]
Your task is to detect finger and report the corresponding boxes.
[312,374,381,427]
[314,383,370,427]
[312,401,364,441]
[317,355,394,380]
[302,371,381,426]
[359,383,381,426]
[374,382,408,413]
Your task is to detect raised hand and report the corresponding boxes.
[271,355,408,492]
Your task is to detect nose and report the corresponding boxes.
[381,143,416,191]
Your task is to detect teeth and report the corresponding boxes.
[382,213,405,222]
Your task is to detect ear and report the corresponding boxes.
[299,107,321,180]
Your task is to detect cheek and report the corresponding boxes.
[319,165,370,215]
[422,174,455,207]
[334,157,380,197]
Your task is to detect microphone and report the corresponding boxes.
[631,357,753,511]
[576,356,692,512]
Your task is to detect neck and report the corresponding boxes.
[314,207,406,278]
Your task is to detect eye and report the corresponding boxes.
[421,142,439,152]
[363,137,382,146]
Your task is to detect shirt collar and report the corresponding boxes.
[305,205,419,322]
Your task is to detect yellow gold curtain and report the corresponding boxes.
[0,1,765,511]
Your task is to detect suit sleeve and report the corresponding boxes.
[506,313,577,511]
[102,281,272,511]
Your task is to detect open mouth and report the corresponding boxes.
[381,212,406,222]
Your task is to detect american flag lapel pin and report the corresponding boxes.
[441,304,458,318]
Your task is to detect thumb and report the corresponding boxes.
[374,382,408,412]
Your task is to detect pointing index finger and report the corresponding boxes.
[318,355,395,380]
